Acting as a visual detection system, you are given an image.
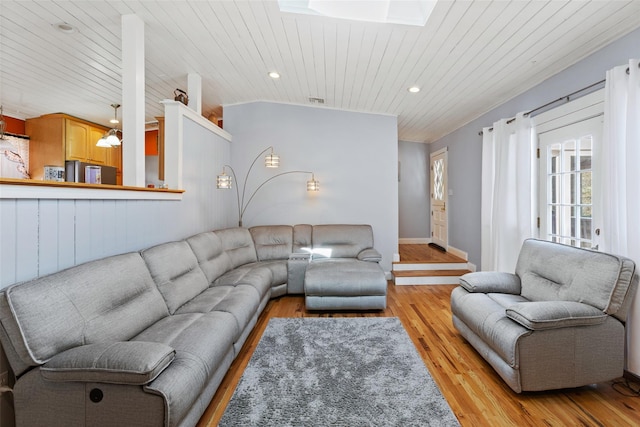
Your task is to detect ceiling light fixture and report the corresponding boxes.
[53,22,78,34]
[408,86,421,93]
[268,71,281,79]
[96,104,122,147]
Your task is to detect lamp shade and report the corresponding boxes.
[307,174,320,192]
[96,135,111,147]
[106,130,121,146]
[217,171,232,189]
[265,150,279,168]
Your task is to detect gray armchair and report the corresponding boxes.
[451,239,638,393]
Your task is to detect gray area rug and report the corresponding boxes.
[219,317,460,426]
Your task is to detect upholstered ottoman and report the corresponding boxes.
[304,258,387,310]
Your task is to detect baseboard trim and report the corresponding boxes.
[399,237,430,244]
[624,370,640,383]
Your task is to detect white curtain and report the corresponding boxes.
[600,58,640,376]
[481,112,536,272]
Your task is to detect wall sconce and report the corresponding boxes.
[217,146,319,227]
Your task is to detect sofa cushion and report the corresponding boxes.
[213,265,273,300]
[5,253,169,365]
[515,239,636,317]
[174,285,261,335]
[41,342,175,385]
[214,228,258,268]
[450,287,531,368]
[357,248,382,262]
[311,224,374,258]
[293,224,313,253]
[142,241,210,314]
[249,225,293,260]
[187,231,233,284]
[134,311,237,427]
[506,301,608,331]
[459,271,521,294]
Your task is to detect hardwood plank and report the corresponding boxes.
[197,284,640,426]
[398,243,467,263]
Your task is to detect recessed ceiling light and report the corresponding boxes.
[408,86,421,93]
[268,71,281,79]
[53,22,78,34]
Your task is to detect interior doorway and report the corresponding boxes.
[430,147,448,251]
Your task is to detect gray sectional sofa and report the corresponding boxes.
[0,224,386,427]
[451,239,638,393]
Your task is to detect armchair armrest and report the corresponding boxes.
[506,301,608,331]
[41,341,175,385]
[459,271,521,294]
[357,248,382,262]
[288,253,311,294]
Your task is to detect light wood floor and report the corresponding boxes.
[196,284,640,426]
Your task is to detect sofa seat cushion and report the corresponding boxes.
[506,301,608,330]
[174,285,261,335]
[450,287,531,368]
[41,342,175,385]
[213,266,272,300]
[133,311,237,427]
[305,259,387,297]
[244,260,287,287]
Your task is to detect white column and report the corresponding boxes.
[161,101,183,190]
[187,73,202,115]
[121,14,145,187]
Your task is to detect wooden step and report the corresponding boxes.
[393,269,470,286]
[392,261,468,272]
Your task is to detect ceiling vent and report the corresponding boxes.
[308,97,325,104]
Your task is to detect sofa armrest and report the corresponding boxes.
[41,341,175,385]
[357,248,382,262]
[287,253,311,294]
[506,301,608,331]
[459,271,521,294]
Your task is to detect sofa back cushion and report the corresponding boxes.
[249,225,293,261]
[515,239,636,320]
[141,241,210,314]
[187,231,233,284]
[293,224,313,253]
[311,224,374,258]
[214,228,258,268]
[3,253,169,367]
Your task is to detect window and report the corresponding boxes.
[535,90,604,250]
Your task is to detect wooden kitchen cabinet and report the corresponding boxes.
[26,113,122,182]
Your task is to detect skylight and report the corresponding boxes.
[278,0,437,27]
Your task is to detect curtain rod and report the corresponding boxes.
[478,79,605,136]
[479,62,638,136]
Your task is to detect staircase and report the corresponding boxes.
[393,244,471,286]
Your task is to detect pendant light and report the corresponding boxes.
[96,104,122,147]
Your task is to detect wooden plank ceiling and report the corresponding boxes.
[1,0,639,142]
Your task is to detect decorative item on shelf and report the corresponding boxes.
[216,146,319,227]
[96,104,122,147]
[174,89,188,105]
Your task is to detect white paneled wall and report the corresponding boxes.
[0,117,232,289]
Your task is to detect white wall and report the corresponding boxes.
[223,101,399,272]
[398,140,430,240]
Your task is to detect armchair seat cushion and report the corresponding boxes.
[506,301,608,330]
[41,342,175,385]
